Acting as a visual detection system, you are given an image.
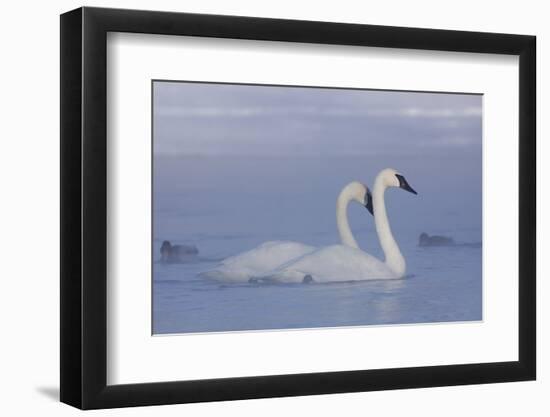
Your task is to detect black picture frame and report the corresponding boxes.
[60,6,536,410]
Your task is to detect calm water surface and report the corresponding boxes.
[153,156,482,334]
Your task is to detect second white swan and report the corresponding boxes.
[199,181,373,282]
[259,168,417,283]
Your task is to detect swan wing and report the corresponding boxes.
[199,241,316,282]
[261,244,397,283]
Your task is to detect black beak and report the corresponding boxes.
[395,174,417,195]
[365,190,374,216]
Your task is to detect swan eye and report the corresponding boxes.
[395,174,418,195]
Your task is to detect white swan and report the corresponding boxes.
[199,181,372,282]
[259,168,417,283]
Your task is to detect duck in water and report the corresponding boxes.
[418,232,455,247]
[160,240,199,263]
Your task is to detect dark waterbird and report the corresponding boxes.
[160,240,199,263]
[418,232,455,247]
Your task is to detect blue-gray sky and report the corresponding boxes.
[153,81,482,157]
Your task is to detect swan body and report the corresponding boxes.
[199,241,315,282]
[200,181,371,282]
[260,244,398,283]
[260,169,417,282]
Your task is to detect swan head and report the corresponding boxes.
[379,168,417,195]
[342,181,373,215]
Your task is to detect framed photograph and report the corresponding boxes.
[60,6,536,409]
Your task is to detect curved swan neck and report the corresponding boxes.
[336,182,363,249]
[373,175,406,277]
